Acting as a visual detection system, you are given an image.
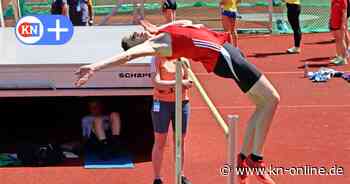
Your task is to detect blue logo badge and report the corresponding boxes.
[15,15,74,45]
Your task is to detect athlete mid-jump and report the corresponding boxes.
[75,20,280,184]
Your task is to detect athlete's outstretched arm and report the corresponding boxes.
[75,42,156,87]
[75,33,172,87]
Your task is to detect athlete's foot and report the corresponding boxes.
[330,56,341,64]
[287,47,301,54]
[331,57,348,66]
[330,56,342,64]
[97,145,113,161]
[237,153,249,184]
[336,58,348,65]
[108,135,124,155]
[96,140,113,161]
[246,155,276,184]
[153,178,163,184]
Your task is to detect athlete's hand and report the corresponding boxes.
[75,65,95,87]
[182,80,193,89]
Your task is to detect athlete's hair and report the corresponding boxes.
[121,37,132,51]
[121,34,147,51]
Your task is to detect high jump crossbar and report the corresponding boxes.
[182,60,229,136]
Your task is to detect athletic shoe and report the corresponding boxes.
[97,146,113,161]
[330,56,348,65]
[108,137,123,155]
[287,47,301,54]
[331,57,348,66]
[153,179,163,184]
[182,176,192,184]
[246,155,276,184]
[330,56,341,63]
[237,154,249,184]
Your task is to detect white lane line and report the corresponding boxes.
[192,104,350,110]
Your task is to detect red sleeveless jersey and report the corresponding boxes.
[158,25,230,72]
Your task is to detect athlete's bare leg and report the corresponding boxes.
[240,75,280,157]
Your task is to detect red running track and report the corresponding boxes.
[1,33,349,184]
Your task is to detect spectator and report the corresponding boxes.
[132,0,144,24]
[285,0,302,54]
[162,0,176,23]
[150,57,193,184]
[81,99,122,160]
[67,0,94,26]
[220,0,240,47]
[51,0,68,16]
[329,0,348,65]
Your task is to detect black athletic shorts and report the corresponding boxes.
[214,43,262,93]
[163,0,177,10]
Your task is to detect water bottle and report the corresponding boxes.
[304,62,309,78]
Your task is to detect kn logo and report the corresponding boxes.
[15,15,73,45]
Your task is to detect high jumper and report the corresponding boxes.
[75,20,280,184]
